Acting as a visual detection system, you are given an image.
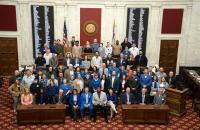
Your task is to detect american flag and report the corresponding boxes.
[63,20,67,43]
[112,20,116,44]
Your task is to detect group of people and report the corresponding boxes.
[8,37,177,122]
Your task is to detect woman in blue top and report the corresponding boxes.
[46,80,58,104]
[107,89,118,119]
[59,78,71,104]
[92,74,101,92]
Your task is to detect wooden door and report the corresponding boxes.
[0,37,18,75]
[159,40,179,74]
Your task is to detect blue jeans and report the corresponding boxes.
[13,96,19,110]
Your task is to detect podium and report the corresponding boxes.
[166,87,188,116]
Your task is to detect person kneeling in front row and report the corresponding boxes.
[92,86,108,123]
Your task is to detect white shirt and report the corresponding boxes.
[101,80,105,90]
[105,46,113,57]
[129,47,139,57]
[91,56,102,68]
[43,53,52,65]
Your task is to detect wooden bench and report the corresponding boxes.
[122,104,170,124]
[17,104,66,124]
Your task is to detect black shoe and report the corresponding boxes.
[80,118,83,121]
[105,119,108,123]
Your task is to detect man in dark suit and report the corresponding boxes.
[122,87,134,104]
[116,53,126,67]
[127,70,140,93]
[138,88,150,104]
[108,70,120,94]
[134,50,148,67]
[140,68,152,94]
[153,88,166,105]
[165,71,176,87]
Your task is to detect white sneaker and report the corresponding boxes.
[13,109,16,112]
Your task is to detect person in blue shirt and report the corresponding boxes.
[91,74,101,92]
[116,53,126,67]
[140,68,152,94]
[107,89,118,119]
[59,79,71,104]
[69,89,81,122]
[80,86,93,121]
[122,46,131,58]
[108,70,120,95]
[108,62,120,77]
[91,39,99,53]
[46,80,58,104]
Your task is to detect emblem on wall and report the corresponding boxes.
[83,20,98,36]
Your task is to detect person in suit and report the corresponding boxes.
[83,73,92,92]
[108,70,120,95]
[121,87,134,104]
[69,89,81,122]
[107,89,118,119]
[140,68,152,94]
[134,50,148,67]
[138,88,150,104]
[165,71,176,87]
[92,86,108,122]
[99,63,109,78]
[56,89,65,104]
[101,74,109,93]
[108,62,120,77]
[148,66,156,78]
[63,53,73,68]
[119,75,128,94]
[127,70,139,94]
[80,86,93,121]
[116,53,126,67]
[153,88,166,105]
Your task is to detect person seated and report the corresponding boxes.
[92,74,101,92]
[34,53,46,69]
[63,53,73,68]
[83,41,93,53]
[8,78,25,112]
[165,71,176,87]
[56,89,65,104]
[21,87,33,105]
[107,89,118,119]
[30,78,43,104]
[59,79,71,104]
[46,80,58,104]
[140,68,152,94]
[92,86,108,122]
[108,70,120,95]
[105,54,114,67]
[80,86,93,121]
[69,89,81,122]
[153,88,166,105]
[138,88,150,105]
[158,77,169,92]
[121,87,134,104]
[81,56,91,69]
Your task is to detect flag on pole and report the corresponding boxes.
[63,20,67,43]
[112,20,116,44]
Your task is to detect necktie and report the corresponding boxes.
[112,77,115,88]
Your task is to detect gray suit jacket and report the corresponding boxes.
[153,93,166,105]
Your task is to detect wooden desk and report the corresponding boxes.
[122,105,169,124]
[182,69,200,99]
[17,104,66,124]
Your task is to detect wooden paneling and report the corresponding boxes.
[0,37,18,75]
[159,40,179,74]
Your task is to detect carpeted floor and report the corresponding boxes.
[0,77,200,130]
